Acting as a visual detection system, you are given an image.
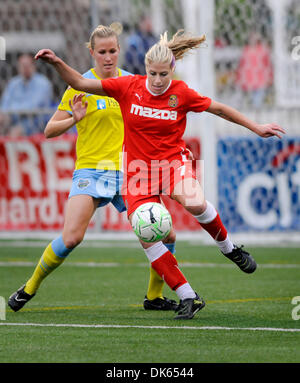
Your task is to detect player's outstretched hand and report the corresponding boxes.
[255,123,286,139]
[35,49,59,64]
[69,94,88,123]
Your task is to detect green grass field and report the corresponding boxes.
[0,240,299,364]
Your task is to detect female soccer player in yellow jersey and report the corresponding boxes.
[8,24,178,313]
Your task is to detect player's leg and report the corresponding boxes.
[128,208,205,319]
[144,227,178,310]
[171,177,256,273]
[8,195,99,312]
[124,172,179,310]
[140,237,205,319]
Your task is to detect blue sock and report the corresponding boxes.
[51,235,74,258]
[164,242,176,255]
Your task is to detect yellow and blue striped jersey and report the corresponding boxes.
[58,67,131,170]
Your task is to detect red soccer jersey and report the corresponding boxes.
[101,75,211,173]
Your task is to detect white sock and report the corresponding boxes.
[194,201,234,254]
[143,241,167,263]
[193,200,217,224]
[217,235,234,254]
[175,283,196,300]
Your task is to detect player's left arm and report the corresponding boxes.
[206,100,286,139]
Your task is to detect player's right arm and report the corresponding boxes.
[45,93,88,138]
[35,49,107,96]
[206,100,285,138]
[44,109,74,138]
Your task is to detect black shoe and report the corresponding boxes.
[8,285,35,312]
[224,245,257,273]
[174,294,205,320]
[143,296,178,311]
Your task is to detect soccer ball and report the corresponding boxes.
[131,202,172,243]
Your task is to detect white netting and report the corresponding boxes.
[0,0,184,102]
[0,0,91,100]
[2,0,298,128]
[214,0,300,111]
[214,0,274,109]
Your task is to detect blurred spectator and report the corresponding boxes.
[124,15,157,75]
[0,53,53,136]
[235,32,273,108]
[0,112,11,136]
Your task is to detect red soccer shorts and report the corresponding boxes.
[122,158,198,217]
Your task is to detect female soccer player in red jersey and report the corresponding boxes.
[35,30,285,319]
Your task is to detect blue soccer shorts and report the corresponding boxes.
[68,168,126,212]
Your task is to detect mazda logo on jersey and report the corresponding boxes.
[130,104,177,120]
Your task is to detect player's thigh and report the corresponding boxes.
[171,177,205,215]
[63,194,99,240]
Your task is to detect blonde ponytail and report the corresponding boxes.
[145,29,206,67]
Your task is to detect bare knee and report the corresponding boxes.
[184,201,207,216]
[172,178,207,216]
[63,232,84,249]
[163,228,176,244]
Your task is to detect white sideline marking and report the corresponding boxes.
[1,238,300,248]
[0,322,299,332]
[0,241,141,248]
[0,261,300,269]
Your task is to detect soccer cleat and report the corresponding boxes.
[223,245,257,273]
[174,293,205,320]
[8,284,35,312]
[143,296,179,311]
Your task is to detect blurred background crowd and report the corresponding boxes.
[0,0,299,137]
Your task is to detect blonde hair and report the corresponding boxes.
[86,22,123,50]
[145,29,206,67]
